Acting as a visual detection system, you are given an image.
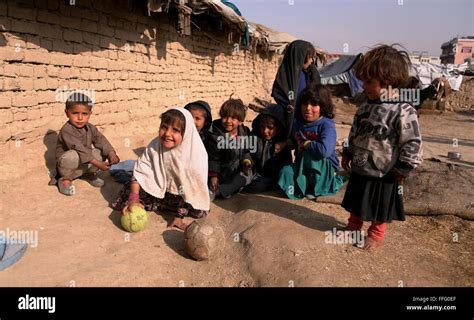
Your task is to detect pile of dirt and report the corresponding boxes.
[315,161,474,221]
[446,76,474,111]
[403,160,474,220]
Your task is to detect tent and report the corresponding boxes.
[147,0,247,39]
[319,54,363,96]
[410,61,468,91]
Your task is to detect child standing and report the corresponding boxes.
[341,44,423,250]
[206,98,253,200]
[114,108,210,231]
[244,104,292,193]
[278,84,344,200]
[272,40,321,136]
[55,93,119,196]
[184,100,212,144]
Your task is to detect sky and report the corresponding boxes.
[232,0,474,56]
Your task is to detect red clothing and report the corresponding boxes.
[347,213,387,242]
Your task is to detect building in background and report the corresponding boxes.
[409,51,441,64]
[440,37,474,65]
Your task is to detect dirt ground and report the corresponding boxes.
[0,103,473,287]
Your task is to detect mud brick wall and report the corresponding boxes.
[0,0,281,179]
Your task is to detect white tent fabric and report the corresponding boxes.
[248,22,298,53]
[410,62,468,91]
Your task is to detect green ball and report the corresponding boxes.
[121,205,148,232]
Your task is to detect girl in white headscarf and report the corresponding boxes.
[114,108,210,231]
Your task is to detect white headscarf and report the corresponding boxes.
[133,107,210,211]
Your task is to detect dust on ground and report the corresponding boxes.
[0,101,472,287]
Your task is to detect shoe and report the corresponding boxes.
[209,189,216,202]
[305,194,316,200]
[82,172,105,187]
[58,179,75,196]
[239,171,254,186]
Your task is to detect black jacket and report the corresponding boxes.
[271,40,321,136]
[206,119,253,182]
[251,104,293,180]
[184,100,213,144]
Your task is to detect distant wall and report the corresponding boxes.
[0,0,281,179]
[455,40,474,64]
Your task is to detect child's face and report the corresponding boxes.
[65,103,91,129]
[303,56,314,71]
[159,121,183,149]
[260,121,278,141]
[363,78,385,100]
[301,103,321,123]
[221,115,242,134]
[189,108,207,133]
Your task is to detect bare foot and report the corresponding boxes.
[361,237,383,251]
[167,217,189,231]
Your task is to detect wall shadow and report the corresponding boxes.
[43,129,58,180]
[0,0,260,67]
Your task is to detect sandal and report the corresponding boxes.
[58,179,75,196]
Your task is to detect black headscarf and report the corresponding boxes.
[271,40,321,136]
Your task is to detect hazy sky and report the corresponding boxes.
[232,0,474,56]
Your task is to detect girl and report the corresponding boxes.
[113,108,210,231]
[341,44,423,250]
[245,104,292,193]
[272,40,322,136]
[278,84,344,200]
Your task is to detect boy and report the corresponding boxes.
[184,100,212,144]
[206,98,253,200]
[55,92,120,195]
[245,104,292,193]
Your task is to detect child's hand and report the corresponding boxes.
[275,140,292,154]
[274,141,285,154]
[121,202,144,216]
[96,161,111,171]
[90,159,111,171]
[108,151,120,165]
[242,159,252,175]
[341,156,351,171]
[298,141,311,153]
[210,177,219,192]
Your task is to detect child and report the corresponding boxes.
[272,40,321,136]
[184,100,212,144]
[341,44,423,250]
[278,84,344,200]
[244,104,292,193]
[55,92,119,196]
[206,98,253,200]
[114,108,210,231]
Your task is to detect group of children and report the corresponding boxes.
[53,42,422,250]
